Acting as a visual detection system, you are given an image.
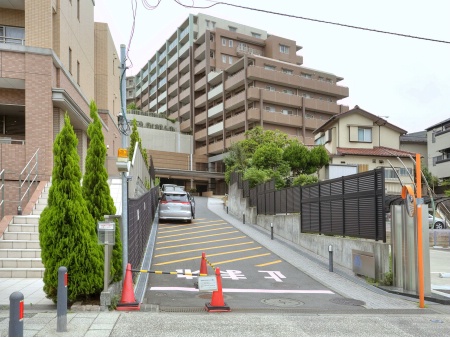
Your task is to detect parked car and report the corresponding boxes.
[159,191,195,223]
[161,184,177,192]
[428,213,446,229]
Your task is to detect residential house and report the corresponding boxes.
[426,118,450,181]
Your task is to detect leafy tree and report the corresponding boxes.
[282,140,310,175]
[292,174,319,187]
[127,102,137,110]
[422,166,439,191]
[308,145,329,174]
[252,143,284,170]
[224,142,248,184]
[243,167,269,188]
[240,127,288,157]
[39,114,103,303]
[82,101,123,282]
[129,118,149,168]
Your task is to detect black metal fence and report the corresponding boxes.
[128,186,159,270]
[231,169,386,242]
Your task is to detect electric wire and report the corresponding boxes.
[173,0,450,44]
[142,0,162,10]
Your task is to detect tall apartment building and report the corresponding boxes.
[0,1,121,216]
[133,14,349,193]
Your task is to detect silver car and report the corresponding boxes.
[428,213,446,229]
[159,191,195,223]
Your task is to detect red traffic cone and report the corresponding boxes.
[200,252,208,275]
[116,263,140,311]
[205,267,230,312]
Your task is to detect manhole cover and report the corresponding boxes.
[261,298,304,307]
[330,298,365,306]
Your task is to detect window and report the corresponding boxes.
[228,56,233,64]
[210,50,215,58]
[229,26,237,32]
[211,21,216,29]
[279,44,290,54]
[301,73,312,79]
[222,54,227,63]
[358,127,372,142]
[206,20,210,28]
[264,65,276,71]
[282,69,293,75]
[77,0,80,21]
[68,47,72,74]
[222,38,226,46]
[318,76,325,81]
[1,26,25,44]
[266,85,275,91]
[326,78,333,83]
[282,109,293,115]
[77,61,80,84]
[229,39,233,47]
[283,89,294,95]
[238,42,247,49]
[251,32,261,38]
[302,93,311,98]
[265,106,275,112]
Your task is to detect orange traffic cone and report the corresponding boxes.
[205,267,230,312]
[200,252,208,275]
[116,263,140,311]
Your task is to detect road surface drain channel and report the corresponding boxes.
[330,298,366,306]
[261,298,304,307]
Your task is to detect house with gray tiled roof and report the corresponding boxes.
[313,106,418,194]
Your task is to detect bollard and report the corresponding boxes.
[328,245,333,272]
[57,266,68,332]
[243,213,245,224]
[17,206,22,215]
[226,206,228,214]
[9,291,24,337]
[271,223,274,240]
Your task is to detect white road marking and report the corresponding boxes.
[150,287,334,294]
[259,270,286,282]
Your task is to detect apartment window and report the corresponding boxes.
[210,50,215,58]
[283,89,294,95]
[228,56,233,64]
[211,21,216,29]
[251,32,261,38]
[222,38,226,46]
[264,65,276,71]
[282,69,293,75]
[282,109,293,115]
[77,0,80,21]
[229,26,237,32]
[238,42,247,50]
[302,93,311,98]
[265,106,275,112]
[77,61,80,85]
[266,85,275,91]
[206,20,210,28]
[222,54,227,63]
[318,76,325,81]
[68,47,72,74]
[229,39,233,48]
[305,113,314,119]
[279,44,290,54]
[301,73,312,79]
[358,127,372,142]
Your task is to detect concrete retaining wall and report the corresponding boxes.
[228,182,390,280]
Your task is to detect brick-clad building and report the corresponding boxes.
[0,1,121,216]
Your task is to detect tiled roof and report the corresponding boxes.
[336,146,417,157]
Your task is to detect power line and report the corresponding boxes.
[142,0,163,10]
[126,0,138,70]
[173,0,450,44]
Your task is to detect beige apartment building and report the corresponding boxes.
[132,13,349,193]
[0,0,121,216]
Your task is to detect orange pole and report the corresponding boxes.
[416,153,424,308]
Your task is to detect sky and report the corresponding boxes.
[94,0,450,134]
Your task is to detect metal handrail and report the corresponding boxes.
[18,148,39,211]
[0,169,4,219]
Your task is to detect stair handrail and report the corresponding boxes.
[18,148,39,211]
[0,169,4,219]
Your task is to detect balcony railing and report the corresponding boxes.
[236,46,263,56]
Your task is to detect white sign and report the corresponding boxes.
[198,276,218,291]
[98,222,114,230]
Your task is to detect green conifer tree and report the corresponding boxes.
[82,101,123,282]
[39,114,103,303]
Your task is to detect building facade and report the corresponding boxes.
[426,118,450,181]
[0,0,121,216]
[132,13,349,193]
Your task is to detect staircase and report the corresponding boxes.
[0,182,50,278]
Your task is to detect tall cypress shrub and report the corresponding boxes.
[82,101,123,281]
[39,114,103,302]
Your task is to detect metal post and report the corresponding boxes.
[243,213,245,224]
[104,244,110,292]
[271,223,274,240]
[328,245,333,272]
[120,44,129,277]
[9,291,24,337]
[57,266,68,332]
[226,206,228,214]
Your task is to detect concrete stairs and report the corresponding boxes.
[0,182,51,278]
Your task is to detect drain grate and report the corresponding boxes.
[261,298,304,307]
[160,306,206,313]
[330,298,365,306]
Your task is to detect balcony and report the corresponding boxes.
[195,110,207,125]
[194,93,207,108]
[179,88,190,103]
[141,92,149,107]
[208,141,224,154]
[194,77,206,91]
[225,133,246,148]
[179,57,190,72]
[194,59,206,75]
[208,71,222,85]
[208,103,224,119]
[196,145,207,155]
[225,70,245,91]
[179,72,190,88]
[224,109,260,131]
[194,43,206,60]
[168,96,178,109]
[179,43,189,57]
[208,84,223,101]
[303,98,342,114]
[262,110,302,128]
[303,114,327,130]
[208,121,224,138]
[179,104,190,118]
[150,98,157,109]
[224,91,245,111]
[168,53,178,67]
[168,111,178,120]
[247,66,349,99]
[195,128,207,141]
[168,67,178,81]
[157,104,167,114]
[168,82,178,96]
[180,119,191,132]
[157,91,167,104]
[236,46,264,57]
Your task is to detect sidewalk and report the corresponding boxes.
[0,197,449,337]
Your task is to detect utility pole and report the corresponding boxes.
[120,44,129,277]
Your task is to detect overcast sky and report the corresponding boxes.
[94,0,450,134]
